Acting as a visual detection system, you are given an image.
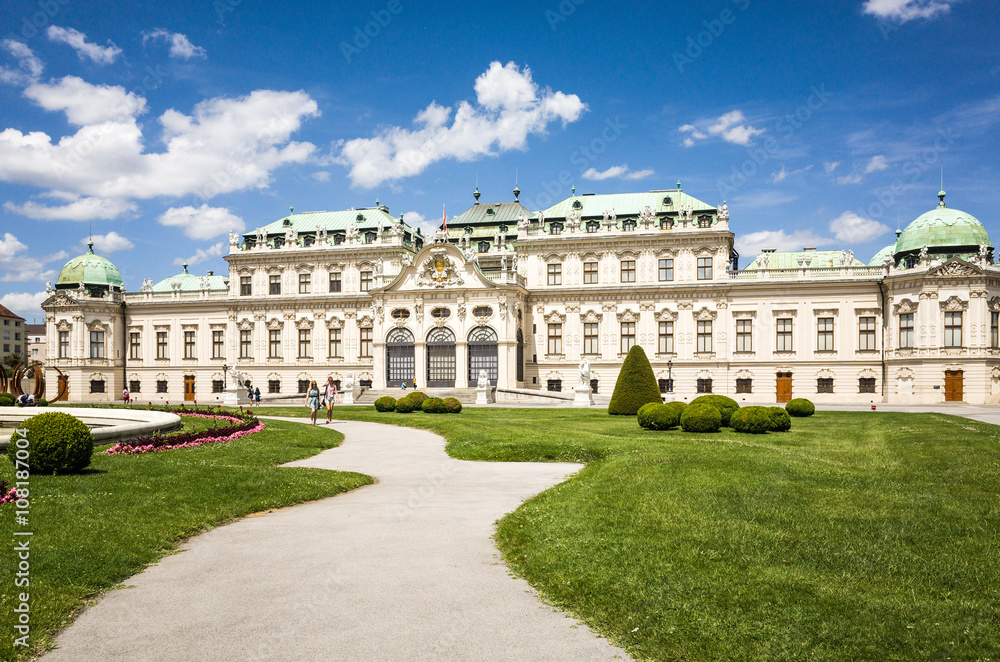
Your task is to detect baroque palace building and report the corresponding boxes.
[41,183,1000,405]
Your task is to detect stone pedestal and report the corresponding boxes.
[475,386,492,405]
[341,389,355,405]
[223,386,249,407]
[573,384,595,407]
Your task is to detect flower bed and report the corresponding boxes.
[104,406,264,455]
[0,480,16,505]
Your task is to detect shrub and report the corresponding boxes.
[0,393,14,407]
[608,345,662,415]
[730,406,771,434]
[36,398,48,407]
[665,401,687,417]
[374,396,396,412]
[408,392,430,406]
[421,397,448,414]
[786,398,816,417]
[443,397,463,414]
[680,404,722,433]
[638,403,682,431]
[636,403,660,428]
[8,412,94,474]
[689,394,740,427]
[394,396,418,413]
[766,406,792,432]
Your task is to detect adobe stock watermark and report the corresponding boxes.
[340,0,404,64]
[11,427,33,650]
[213,0,243,25]
[395,460,456,521]
[673,0,751,73]
[4,0,71,43]
[545,0,585,30]
[715,85,832,198]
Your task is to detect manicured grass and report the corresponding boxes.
[260,405,1000,661]
[0,418,371,661]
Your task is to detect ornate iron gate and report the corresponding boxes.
[426,327,456,387]
[386,328,415,385]
[468,326,498,386]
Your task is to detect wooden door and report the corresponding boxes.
[944,371,963,402]
[776,372,792,403]
[184,375,196,402]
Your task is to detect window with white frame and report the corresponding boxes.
[736,319,752,352]
[697,320,712,353]
[944,311,962,348]
[658,321,674,354]
[620,322,635,353]
[899,313,914,348]
[583,322,599,355]
[816,317,834,351]
[859,316,877,351]
[776,318,793,352]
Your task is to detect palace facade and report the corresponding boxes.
[41,184,1000,405]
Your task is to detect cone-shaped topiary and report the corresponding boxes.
[689,394,740,427]
[9,412,93,474]
[766,406,792,432]
[785,398,815,417]
[608,345,662,415]
[374,396,396,412]
[680,403,721,433]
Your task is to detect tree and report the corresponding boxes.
[608,345,662,415]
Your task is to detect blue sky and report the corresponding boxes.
[1,0,998,320]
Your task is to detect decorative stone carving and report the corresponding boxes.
[694,307,717,321]
[638,206,656,229]
[602,209,616,230]
[140,278,154,292]
[416,248,465,288]
[928,260,980,277]
[617,309,638,323]
[544,310,567,324]
[939,296,967,312]
[716,201,729,221]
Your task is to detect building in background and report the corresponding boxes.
[25,323,46,364]
[1,304,26,366]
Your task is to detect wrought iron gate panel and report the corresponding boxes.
[386,328,415,384]
[426,327,456,387]
[467,327,498,386]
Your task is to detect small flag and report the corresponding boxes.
[442,204,447,233]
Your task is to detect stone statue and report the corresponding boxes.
[254,228,266,248]
[603,209,616,228]
[140,278,154,292]
[284,227,297,246]
[919,245,929,263]
[346,225,358,243]
[200,276,211,290]
[979,244,989,265]
[517,214,530,231]
[476,369,490,389]
[578,356,591,387]
[717,201,729,222]
[229,230,239,247]
[638,206,656,228]
[377,217,384,239]
[45,281,52,293]
[758,251,770,269]
[494,230,501,251]
[318,228,328,244]
[228,361,245,386]
[77,281,86,293]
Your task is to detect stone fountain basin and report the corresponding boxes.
[0,407,183,450]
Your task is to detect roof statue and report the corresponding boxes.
[757,251,770,269]
[229,230,239,247]
[638,206,656,229]
[603,209,616,228]
[717,201,729,221]
[517,214,530,231]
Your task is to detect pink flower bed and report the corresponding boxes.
[104,408,264,455]
[0,485,17,505]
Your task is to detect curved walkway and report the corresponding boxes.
[44,418,632,661]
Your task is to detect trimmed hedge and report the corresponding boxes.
[374,396,396,412]
[730,406,771,434]
[608,345,662,415]
[689,394,740,427]
[665,401,687,418]
[8,411,93,474]
[786,398,816,417]
[766,406,792,432]
[443,397,463,414]
[637,403,682,431]
[394,396,418,413]
[421,397,448,414]
[0,393,14,407]
[36,398,48,407]
[680,404,722,433]
[407,392,430,406]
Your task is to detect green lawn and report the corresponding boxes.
[0,417,372,661]
[259,404,1000,661]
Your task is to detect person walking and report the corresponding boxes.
[323,377,337,424]
[253,387,261,405]
[306,380,321,424]
[122,387,130,405]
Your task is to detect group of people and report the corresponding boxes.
[305,377,341,425]
[16,394,36,406]
[246,386,262,404]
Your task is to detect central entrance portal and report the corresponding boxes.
[386,328,415,386]
[426,327,456,388]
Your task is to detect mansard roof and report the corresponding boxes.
[744,249,866,270]
[542,189,717,219]
[245,206,421,240]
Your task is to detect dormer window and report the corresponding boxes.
[663,196,673,205]
[622,220,636,232]
[549,222,564,235]
[333,232,345,245]
[498,224,507,234]
[660,218,674,230]
[486,207,495,215]
[364,231,376,244]
[572,200,583,209]
[464,226,473,235]
[586,221,600,233]
[282,218,292,227]
[303,235,314,247]
[478,241,491,253]
[274,237,284,248]
[698,215,712,229]
[356,213,365,222]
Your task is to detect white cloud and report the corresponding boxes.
[159,204,245,240]
[143,29,206,59]
[829,211,890,244]
[5,195,136,221]
[863,0,955,22]
[336,61,586,188]
[680,110,764,147]
[46,26,121,65]
[835,173,863,185]
[173,242,225,267]
[581,164,655,181]
[834,155,889,184]
[401,210,437,237]
[0,40,43,86]
[311,171,331,182]
[0,291,49,320]
[24,76,147,126]
[823,161,840,174]
[770,164,812,183]
[82,231,133,253]
[864,154,889,173]
[735,229,831,256]
[0,233,66,283]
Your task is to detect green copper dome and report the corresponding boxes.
[868,243,895,266]
[150,262,228,293]
[895,191,990,255]
[56,241,123,289]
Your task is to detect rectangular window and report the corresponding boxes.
[359,327,373,357]
[697,257,713,280]
[547,379,562,392]
[776,318,793,352]
[268,379,280,394]
[696,320,713,353]
[298,379,310,394]
[212,380,224,393]
[736,319,752,352]
[583,322,599,355]
[90,379,105,394]
[360,271,373,292]
[658,258,673,282]
[240,276,252,296]
[859,316,877,351]
[817,317,834,351]
[696,378,713,393]
[992,312,999,348]
[736,378,752,393]
[239,330,252,359]
[658,378,674,393]
[329,328,342,358]
[269,329,281,358]
[620,322,636,354]
[583,262,598,284]
[859,377,876,393]
[298,329,312,358]
[90,331,105,359]
[547,263,562,286]
[129,379,141,393]
[59,330,69,358]
[547,323,563,355]
[658,321,674,354]
[129,332,141,360]
[944,311,962,348]
[156,380,167,393]
[817,378,834,393]
[298,273,311,294]
[329,272,342,292]
[620,260,636,283]
[184,331,196,359]
[269,275,281,295]
[212,330,224,359]
[899,313,914,349]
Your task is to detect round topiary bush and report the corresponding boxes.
[636,403,660,429]
[407,392,429,407]
[665,401,687,418]
[608,345,662,415]
[766,406,792,432]
[689,395,740,427]
[443,397,462,414]
[394,396,418,413]
[8,412,94,474]
[36,398,48,407]
[730,406,771,434]
[680,403,722,433]
[421,397,447,414]
[785,398,815,417]
[0,393,14,407]
[374,396,396,412]
[638,403,682,431]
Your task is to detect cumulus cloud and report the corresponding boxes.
[142,29,206,59]
[24,76,147,125]
[0,233,66,283]
[5,195,136,221]
[835,155,889,184]
[864,154,889,173]
[0,291,49,320]
[82,232,133,253]
[735,229,831,256]
[823,161,840,174]
[680,110,764,147]
[829,211,890,244]
[336,61,586,188]
[172,242,225,267]
[581,164,655,181]
[401,211,437,237]
[863,0,955,22]
[311,171,331,181]
[0,40,43,86]
[46,26,122,65]
[159,205,245,240]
